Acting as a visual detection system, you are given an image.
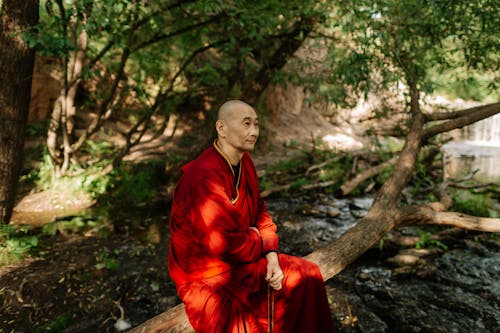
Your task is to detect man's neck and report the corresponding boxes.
[215,139,243,165]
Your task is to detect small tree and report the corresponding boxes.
[29,0,327,176]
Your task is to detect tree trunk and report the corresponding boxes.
[0,0,39,224]
[127,101,500,332]
[47,0,90,175]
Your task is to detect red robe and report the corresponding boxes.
[169,143,333,332]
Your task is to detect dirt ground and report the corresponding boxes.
[0,221,179,333]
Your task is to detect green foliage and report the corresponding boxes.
[310,0,499,106]
[94,248,119,270]
[24,0,327,173]
[415,229,448,251]
[24,142,162,209]
[16,0,500,206]
[451,190,491,217]
[411,158,434,192]
[262,150,360,196]
[378,238,385,251]
[374,165,394,188]
[318,156,353,185]
[81,140,115,158]
[28,151,110,200]
[102,162,161,206]
[0,225,39,266]
[291,177,308,190]
[33,315,70,333]
[259,178,272,191]
[25,121,49,137]
[431,66,500,102]
[269,157,305,173]
[42,214,111,237]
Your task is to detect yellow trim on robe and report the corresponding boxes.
[213,140,241,204]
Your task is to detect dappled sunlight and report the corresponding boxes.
[199,199,227,228]
[206,230,227,255]
[322,133,364,151]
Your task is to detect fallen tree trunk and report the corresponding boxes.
[339,156,398,196]
[127,304,192,333]
[128,101,500,332]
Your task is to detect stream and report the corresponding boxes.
[266,194,500,333]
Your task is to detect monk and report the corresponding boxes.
[168,100,333,332]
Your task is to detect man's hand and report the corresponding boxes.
[265,252,284,290]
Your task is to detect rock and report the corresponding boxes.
[11,190,95,226]
[326,207,341,218]
[350,197,374,210]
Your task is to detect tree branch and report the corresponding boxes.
[423,102,500,140]
[112,39,228,166]
[132,15,223,51]
[401,205,500,232]
[339,156,398,196]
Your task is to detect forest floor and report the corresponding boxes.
[0,211,178,333]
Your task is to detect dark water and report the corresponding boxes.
[267,194,500,333]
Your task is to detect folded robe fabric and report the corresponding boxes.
[169,144,333,332]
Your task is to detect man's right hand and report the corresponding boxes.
[265,252,284,290]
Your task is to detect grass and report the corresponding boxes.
[451,190,493,218]
[0,225,39,266]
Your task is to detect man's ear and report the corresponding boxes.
[215,119,224,137]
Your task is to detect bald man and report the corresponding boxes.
[168,100,333,332]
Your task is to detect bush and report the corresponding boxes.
[451,190,491,217]
[99,161,164,206]
[0,225,39,266]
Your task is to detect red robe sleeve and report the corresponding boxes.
[243,152,279,253]
[189,171,263,264]
[255,197,279,253]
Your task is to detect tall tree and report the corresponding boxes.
[0,0,39,224]
[30,0,326,175]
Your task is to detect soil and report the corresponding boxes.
[0,219,178,333]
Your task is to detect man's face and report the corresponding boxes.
[222,105,259,153]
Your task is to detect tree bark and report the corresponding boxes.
[0,0,39,224]
[423,102,500,141]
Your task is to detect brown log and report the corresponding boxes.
[401,205,500,232]
[127,304,193,333]
[423,102,500,140]
[424,102,500,121]
[339,156,398,196]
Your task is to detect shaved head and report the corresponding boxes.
[214,100,259,164]
[218,100,254,121]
